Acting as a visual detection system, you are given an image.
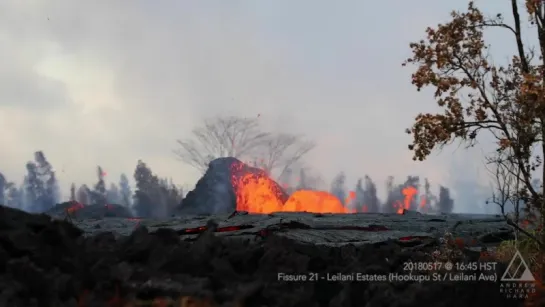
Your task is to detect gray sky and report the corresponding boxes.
[0,1,519,211]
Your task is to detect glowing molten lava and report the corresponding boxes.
[230,160,426,214]
[393,186,418,214]
[231,167,288,214]
[231,166,355,214]
[232,169,354,214]
[283,190,355,213]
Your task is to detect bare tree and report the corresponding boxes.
[485,152,525,241]
[175,116,270,172]
[175,116,315,176]
[250,133,315,178]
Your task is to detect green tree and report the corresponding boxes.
[119,174,132,207]
[330,172,347,205]
[363,175,380,213]
[70,183,76,201]
[91,166,107,205]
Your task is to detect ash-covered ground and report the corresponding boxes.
[2,204,539,307]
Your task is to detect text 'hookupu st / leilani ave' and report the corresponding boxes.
[277,272,497,283]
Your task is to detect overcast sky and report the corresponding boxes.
[0,1,522,212]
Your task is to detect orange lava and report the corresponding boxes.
[283,190,355,213]
[344,190,356,206]
[232,172,286,213]
[232,168,358,214]
[392,186,419,214]
[231,167,421,214]
[67,201,84,214]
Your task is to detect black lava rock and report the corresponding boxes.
[0,205,530,307]
[177,157,288,215]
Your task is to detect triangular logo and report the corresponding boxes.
[500,250,535,282]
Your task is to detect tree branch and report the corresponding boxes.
[511,0,530,72]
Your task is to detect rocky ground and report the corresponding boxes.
[1,205,540,307]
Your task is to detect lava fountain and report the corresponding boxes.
[229,160,420,214]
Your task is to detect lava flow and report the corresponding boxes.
[283,190,355,213]
[230,161,422,214]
